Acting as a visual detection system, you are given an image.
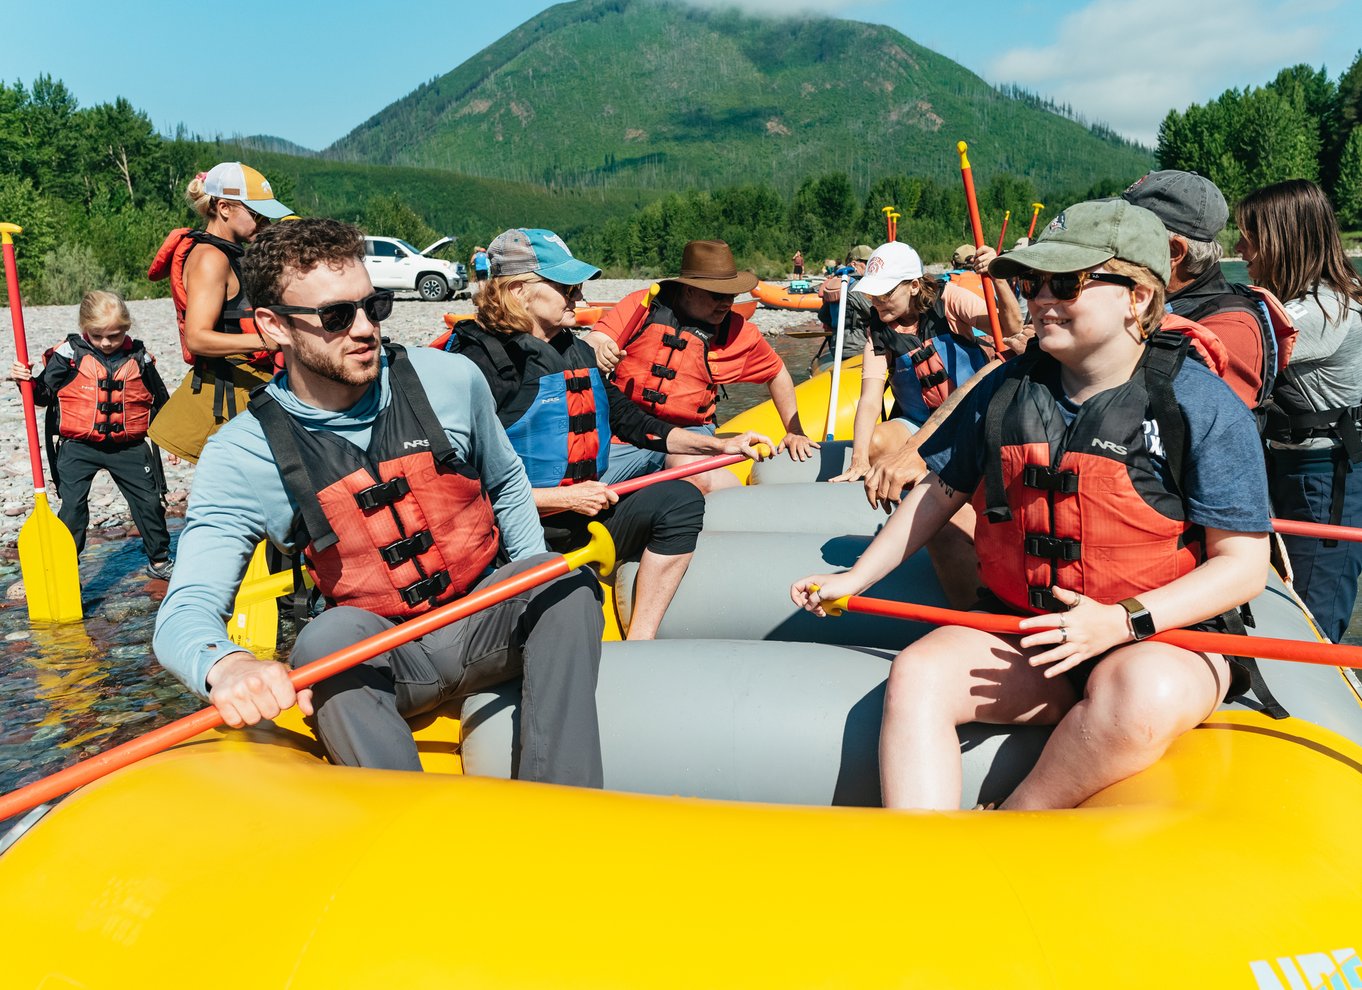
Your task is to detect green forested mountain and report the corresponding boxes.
[327,0,1151,193]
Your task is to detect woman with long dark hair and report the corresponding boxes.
[1237,179,1362,642]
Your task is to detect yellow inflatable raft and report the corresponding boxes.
[2,360,1361,989]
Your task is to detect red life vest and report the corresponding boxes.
[972,332,1202,614]
[147,228,269,367]
[249,345,500,620]
[47,335,157,443]
[611,299,742,427]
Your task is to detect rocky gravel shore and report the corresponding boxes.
[0,279,818,551]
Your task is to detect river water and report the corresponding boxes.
[3,268,1360,820]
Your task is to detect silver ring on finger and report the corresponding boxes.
[1060,627,1069,644]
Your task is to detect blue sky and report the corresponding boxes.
[5,0,1358,149]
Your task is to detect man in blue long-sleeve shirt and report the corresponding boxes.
[153,218,602,786]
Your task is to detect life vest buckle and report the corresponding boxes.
[96,401,123,414]
[565,374,593,393]
[354,477,412,511]
[908,341,937,366]
[642,388,668,404]
[97,377,124,391]
[917,368,950,389]
[567,412,597,434]
[660,333,688,350]
[379,529,435,567]
[650,364,678,380]
[1022,465,1079,494]
[400,571,452,607]
[1028,586,1067,612]
[564,459,597,483]
[1024,534,1082,561]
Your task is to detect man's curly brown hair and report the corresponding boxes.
[241,218,366,308]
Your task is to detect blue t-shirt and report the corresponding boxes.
[473,250,490,274]
[921,353,1271,534]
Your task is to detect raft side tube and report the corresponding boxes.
[461,640,1049,808]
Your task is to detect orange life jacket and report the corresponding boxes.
[972,332,1202,614]
[248,345,500,620]
[47,335,157,443]
[611,299,742,427]
[147,228,269,367]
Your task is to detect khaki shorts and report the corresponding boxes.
[148,363,274,463]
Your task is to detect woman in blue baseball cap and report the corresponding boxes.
[443,228,770,639]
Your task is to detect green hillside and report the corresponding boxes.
[327,0,1152,193]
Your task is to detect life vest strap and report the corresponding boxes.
[660,333,688,351]
[567,412,598,434]
[379,529,435,567]
[563,459,598,483]
[642,388,668,404]
[401,571,452,608]
[97,377,124,391]
[1024,534,1082,561]
[650,364,678,380]
[908,341,937,367]
[565,374,594,393]
[1023,464,1079,494]
[917,368,950,390]
[96,401,124,414]
[354,476,412,512]
[1027,587,1066,612]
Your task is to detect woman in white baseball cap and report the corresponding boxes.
[147,161,294,461]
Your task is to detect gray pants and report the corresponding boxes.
[290,554,603,787]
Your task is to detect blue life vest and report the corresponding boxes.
[873,299,991,426]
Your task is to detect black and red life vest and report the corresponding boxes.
[872,298,992,422]
[148,228,277,420]
[441,322,613,487]
[46,334,157,443]
[249,345,500,621]
[611,299,742,427]
[972,332,1201,614]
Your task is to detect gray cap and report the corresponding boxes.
[1121,170,1228,242]
[989,199,1171,285]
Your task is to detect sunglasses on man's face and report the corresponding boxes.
[1016,269,1136,301]
[265,290,395,334]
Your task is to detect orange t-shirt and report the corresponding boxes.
[594,287,785,386]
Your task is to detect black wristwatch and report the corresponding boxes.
[1118,597,1156,640]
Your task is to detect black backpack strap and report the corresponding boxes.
[446,321,520,409]
[248,387,339,553]
[1217,606,1289,719]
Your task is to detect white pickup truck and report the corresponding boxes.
[362,236,468,302]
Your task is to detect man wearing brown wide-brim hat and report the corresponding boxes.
[585,239,816,492]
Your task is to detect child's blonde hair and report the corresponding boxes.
[78,290,131,335]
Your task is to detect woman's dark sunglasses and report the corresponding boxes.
[265,290,395,334]
[1016,270,1136,301]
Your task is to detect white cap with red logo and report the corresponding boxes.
[853,242,924,296]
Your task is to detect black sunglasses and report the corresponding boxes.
[265,290,394,334]
[1016,270,1136,301]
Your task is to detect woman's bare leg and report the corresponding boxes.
[625,549,693,640]
[1003,644,1230,810]
[880,625,1076,810]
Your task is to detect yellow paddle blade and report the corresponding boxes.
[228,542,278,652]
[17,491,82,623]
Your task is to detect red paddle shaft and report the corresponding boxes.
[540,450,756,518]
[827,593,1360,668]
[0,532,612,823]
[955,142,1005,353]
[2,239,46,492]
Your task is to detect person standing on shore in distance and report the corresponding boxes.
[146,162,293,463]
[832,241,1024,609]
[816,244,875,360]
[445,228,770,639]
[583,239,816,493]
[8,291,175,579]
[793,249,805,279]
[793,199,1271,811]
[1236,179,1362,643]
[471,245,490,285]
[153,218,604,786]
[1122,170,1268,409]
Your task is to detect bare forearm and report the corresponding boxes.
[184,326,270,358]
[1132,533,1269,634]
[845,475,967,590]
[768,369,804,434]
